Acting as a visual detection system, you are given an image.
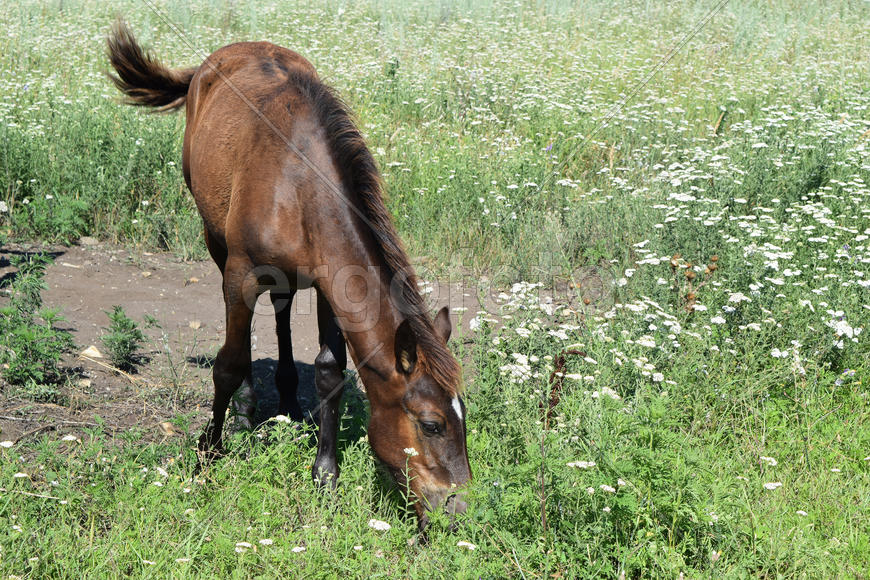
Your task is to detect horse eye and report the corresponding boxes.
[420,421,442,435]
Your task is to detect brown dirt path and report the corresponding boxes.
[0,242,494,443]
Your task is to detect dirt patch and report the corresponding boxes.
[0,242,501,444]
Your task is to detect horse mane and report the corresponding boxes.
[290,72,462,395]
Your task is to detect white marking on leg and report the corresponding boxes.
[452,397,463,421]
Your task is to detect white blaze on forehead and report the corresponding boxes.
[451,397,463,421]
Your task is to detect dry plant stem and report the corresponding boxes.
[539,348,586,535]
[79,354,143,384]
[0,488,61,500]
[539,428,548,535]
[713,110,726,135]
[0,415,99,427]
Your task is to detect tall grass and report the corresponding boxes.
[2,0,867,271]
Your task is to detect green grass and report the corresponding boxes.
[1,0,869,577]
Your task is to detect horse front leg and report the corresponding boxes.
[271,290,303,421]
[312,290,347,488]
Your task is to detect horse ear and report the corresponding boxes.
[395,319,417,375]
[433,306,452,343]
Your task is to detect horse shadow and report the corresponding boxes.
[188,355,368,455]
[249,358,316,425]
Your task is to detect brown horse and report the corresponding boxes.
[107,22,470,527]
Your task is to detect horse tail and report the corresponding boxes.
[106,21,197,112]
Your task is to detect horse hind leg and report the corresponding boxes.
[230,338,257,431]
[197,258,256,466]
[271,290,303,421]
[202,229,257,431]
[312,290,347,488]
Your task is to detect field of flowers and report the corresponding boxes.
[1,0,869,577]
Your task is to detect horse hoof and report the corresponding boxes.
[278,399,304,422]
[196,430,226,473]
[312,462,339,489]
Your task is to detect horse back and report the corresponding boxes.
[181,42,339,269]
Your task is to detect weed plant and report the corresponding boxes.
[0,253,74,399]
[100,305,146,372]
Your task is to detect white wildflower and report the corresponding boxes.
[234,542,253,553]
[368,519,391,531]
[728,292,751,303]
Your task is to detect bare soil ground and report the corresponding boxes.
[0,242,500,444]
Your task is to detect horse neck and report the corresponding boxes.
[312,225,407,395]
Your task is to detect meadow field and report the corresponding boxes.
[1,0,869,577]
